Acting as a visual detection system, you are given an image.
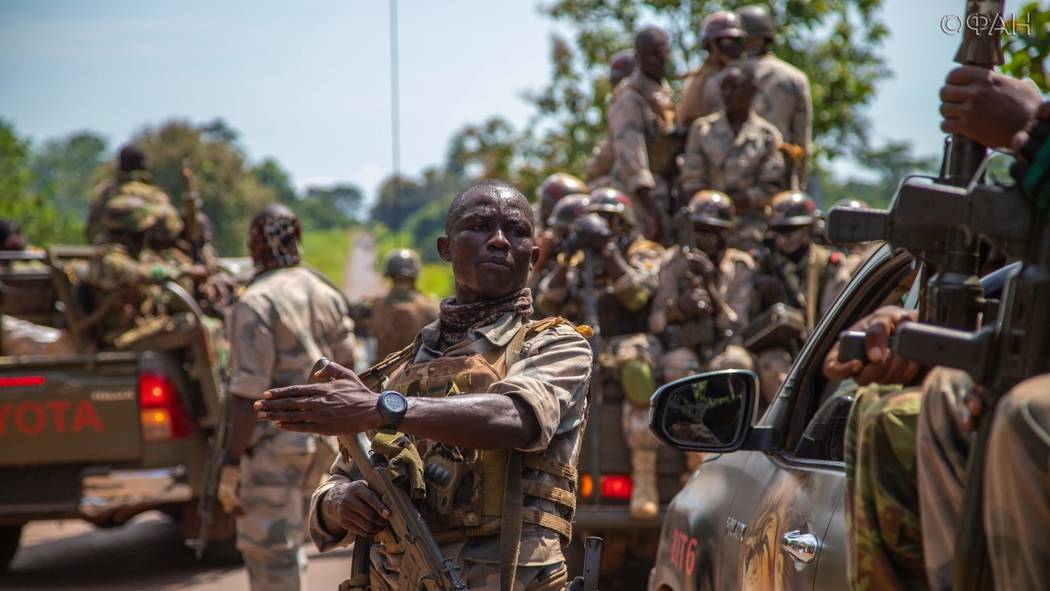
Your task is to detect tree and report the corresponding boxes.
[29,131,109,217]
[252,157,298,205]
[1001,1,1049,92]
[520,0,889,195]
[0,121,82,245]
[294,184,366,230]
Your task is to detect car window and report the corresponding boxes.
[785,251,919,463]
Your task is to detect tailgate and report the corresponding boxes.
[0,353,142,466]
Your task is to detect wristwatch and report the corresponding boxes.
[376,390,409,433]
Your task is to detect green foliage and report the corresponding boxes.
[252,157,297,205]
[0,121,85,245]
[302,227,351,286]
[295,184,365,230]
[370,222,452,299]
[30,131,108,218]
[130,118,278,255]
[1001,2,1049,92]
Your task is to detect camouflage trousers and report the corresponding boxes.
[918,370,1050,591]
[368,538,568,591]
[844,384,926,591]
[237,429,317,591]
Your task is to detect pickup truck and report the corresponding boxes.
[0,247,248,569]
[644,244,1011,591]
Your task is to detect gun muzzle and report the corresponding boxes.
[827,207,889,244]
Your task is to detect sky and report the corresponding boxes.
[1,1,967,200]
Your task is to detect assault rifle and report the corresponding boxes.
[309,358,467,591]
[187,393,230,560]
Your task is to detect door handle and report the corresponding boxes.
[781,530,820,570]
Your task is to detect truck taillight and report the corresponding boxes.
[138,373,190,441]
[579,474,633,501]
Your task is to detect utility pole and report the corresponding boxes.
[389,0,402,233]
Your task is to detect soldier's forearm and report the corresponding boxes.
[225,395,258,459]
[401,394,540,450]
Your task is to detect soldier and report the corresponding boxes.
[535,173,588,233]
[679,63,786,250]
[676,11,746,128]
[538,188,665,519]
[606,26,677,241]
[255,179,592,590]
[528,193,591,305]
[735,5,813,188]
[585,50,636,185]
[217,204,357,591]
[85,195,208,348]
[365,249,439,361]
[86,145,172,244]
[749,191,848,404]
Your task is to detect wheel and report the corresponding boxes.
[200,532,243,566]
[0,524,23,571]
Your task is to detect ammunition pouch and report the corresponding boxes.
[743,303,805,353]
[647,128,687,179]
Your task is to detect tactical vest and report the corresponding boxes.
[595,240,660,338]
[622,81,683,178]
[368,317,579,544]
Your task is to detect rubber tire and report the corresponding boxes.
[200,532,243,566]
[0,524,23,571]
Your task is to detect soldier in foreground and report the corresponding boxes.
[218,204,357,590]
[363,249,439,361]
[679,63,785,250]
[256,180,592,590]
[538,189,665,519]
[607,26,676,240]
[676,11,745,128]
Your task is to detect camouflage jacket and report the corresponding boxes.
[679,110,786,210]
[86,172,172,244]
[649,245,755,351]
[536,237,664,337]
[365,287,439,361]
[753,244,851,329]
[676,58,722,128]
[308,311,593,568]
[607,70,676,194]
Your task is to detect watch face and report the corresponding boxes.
[382,392,407,414]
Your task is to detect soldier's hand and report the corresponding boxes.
[823,305,921,387]
[217,465,244,516]
[183,264,209,281]
[676,287,711,319]
[323,481,390,537]
[255,367,382,436]
[685,250,716,280]
[940,66,1042,150]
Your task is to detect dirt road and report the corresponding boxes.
[342,232,385,301]
[3,513,353,590]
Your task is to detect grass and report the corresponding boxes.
[301,227,351,286]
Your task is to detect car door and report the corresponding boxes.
[723,246,918,590]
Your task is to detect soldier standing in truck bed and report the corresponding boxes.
[255,179,593,590]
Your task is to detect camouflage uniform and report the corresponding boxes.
[226,265,357,591]
[86,171,172,244]
[365,287,439,360]
[679,111,786,248]
[308,311,592,591]
[676,60,722,129]
[698,54,813,187]
[844,383,926,591]
[606,70,677,235]
[537,234,665,518]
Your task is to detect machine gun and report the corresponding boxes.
[309,358,467,591]
[827,3,1047,589]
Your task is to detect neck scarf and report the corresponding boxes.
[437,288,533,350]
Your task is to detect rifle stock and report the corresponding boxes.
[309,358,467,591]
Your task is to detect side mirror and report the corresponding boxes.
[649,370,759,452]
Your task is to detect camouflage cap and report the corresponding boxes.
[701,11,745,46]
[768,191,818,227]
[687,190,736,230]
[384,248,422,279]
[102,194,164,234]
[588,187,637,229]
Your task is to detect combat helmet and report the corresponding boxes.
[768,191,818,228]
[102,194,167,235]
[700,11,745,46]
[610,49,636,87]
[736,5,777,40]
[588,187,637,229]
[537,173,588,223]
[547,194,591,234]
[687,190,736,230]
[384,248,422,279]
